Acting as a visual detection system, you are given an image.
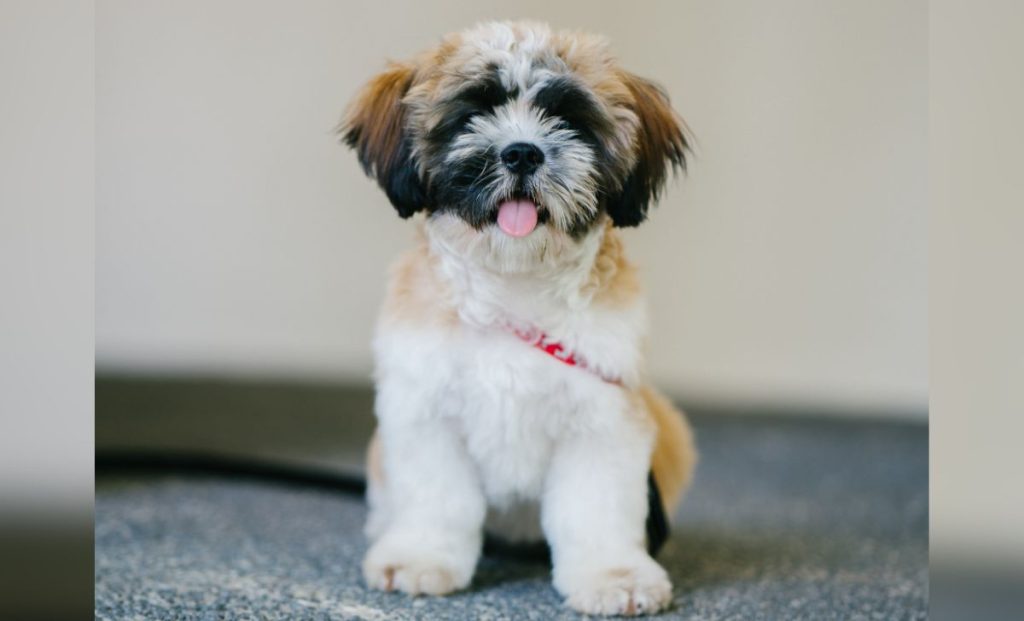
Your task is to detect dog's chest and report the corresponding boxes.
[443,329,596,506]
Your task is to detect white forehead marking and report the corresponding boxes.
[462,21,564,93]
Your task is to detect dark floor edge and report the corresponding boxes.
[95,374,928,427]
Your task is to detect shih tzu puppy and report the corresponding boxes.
[341,21,696,616]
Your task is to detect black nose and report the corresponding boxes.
[500,142,544,174]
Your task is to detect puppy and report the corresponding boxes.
[341,21,696,616]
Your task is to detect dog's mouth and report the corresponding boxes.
[495,194,547,238]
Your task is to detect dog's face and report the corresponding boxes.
[343,21,686,270]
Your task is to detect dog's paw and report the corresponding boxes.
[560,557,672,616]
[363,558,463,595]
[362,532,477,596]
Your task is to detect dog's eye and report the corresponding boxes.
[461,79,513,112]
[534,77,607,145]
[428,107,485,145]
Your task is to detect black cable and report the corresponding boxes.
[95,450,367,494]
[95,450,669,557]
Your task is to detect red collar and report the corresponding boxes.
[510,326,622,386]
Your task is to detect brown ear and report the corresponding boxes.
[341,63,427,218]
[605,73,688,227]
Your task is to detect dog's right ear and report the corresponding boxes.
[341,63,428,218]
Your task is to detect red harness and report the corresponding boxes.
[510,327,622,386]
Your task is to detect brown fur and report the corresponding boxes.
[378,229,458,328]
[619,70,688,189]
[343,63,415,178]
[587,223,642,307]
[641,386,697,515]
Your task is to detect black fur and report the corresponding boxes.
[533,76,610,155]
[601,174,649,227]
[344,127,428,219]
[460,70,517,111]
[535,76,634,233]
[419,71,522,228]
[341,63,431,219]
[428,150,499,229]
[424,71,515,159]
[381,137,429,219]
[378,67,684,234]
[601,79,687,228]
[604,147,686,228]
[422,75,620,236]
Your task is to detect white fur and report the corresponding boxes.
[363,215,671,615]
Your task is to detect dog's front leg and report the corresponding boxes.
[362,417,485,596]
[542,420,672,616]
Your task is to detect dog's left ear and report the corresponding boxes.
[341,63,428,218]
[605,72,688,227]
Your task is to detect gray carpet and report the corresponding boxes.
[95,379,927,620]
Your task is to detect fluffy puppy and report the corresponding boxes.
[341,21,696,616]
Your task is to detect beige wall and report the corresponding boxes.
[930,0,1024,565]
[2,0,94,514]
[96,1,927,416]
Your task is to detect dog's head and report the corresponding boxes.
[342,21,687,270]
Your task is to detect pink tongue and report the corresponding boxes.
[496,199,539,237]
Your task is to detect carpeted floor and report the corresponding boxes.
[95,379,927,620]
